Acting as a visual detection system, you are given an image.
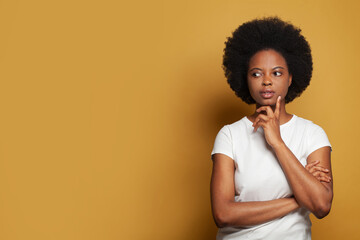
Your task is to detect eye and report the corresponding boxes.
[252,72,262,77]
[274,71,282,77]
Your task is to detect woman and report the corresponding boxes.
[210,17,333,240]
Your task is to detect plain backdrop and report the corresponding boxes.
[0,0,358,239]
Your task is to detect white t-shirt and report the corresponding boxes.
[211,115,332,240]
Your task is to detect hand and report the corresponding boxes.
[252,96,283,148]
[305,160,331,183]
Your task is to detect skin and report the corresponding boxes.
[210,49,333,228]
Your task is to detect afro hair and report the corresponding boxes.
[222,17,313,104]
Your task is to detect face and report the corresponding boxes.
[247,49,292,106]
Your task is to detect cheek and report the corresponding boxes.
[247,77,257,87]
[247,80,259,98]
[278,80,290,95]
[247,80,254,94]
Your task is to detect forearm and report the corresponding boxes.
[273,142,332,217]
[214,197,299,228]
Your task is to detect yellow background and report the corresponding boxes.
[0,0,358,239]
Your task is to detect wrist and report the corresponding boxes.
[271,140,286,151]
[290,197,300,209]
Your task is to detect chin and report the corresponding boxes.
[257,99,276,106]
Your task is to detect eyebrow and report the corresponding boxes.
[248,66,285,72]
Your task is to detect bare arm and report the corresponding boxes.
[253,96,333,218]
[272,145,333,218]
[210,153,299,228]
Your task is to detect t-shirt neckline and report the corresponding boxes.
[244,114,297,129]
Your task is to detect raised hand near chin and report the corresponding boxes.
[252,96,284,148]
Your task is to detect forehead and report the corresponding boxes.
[248,49,288,69]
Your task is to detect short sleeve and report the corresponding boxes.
[211,125,234,160]
[305,124,332,159]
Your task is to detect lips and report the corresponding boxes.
[260,90,275,99]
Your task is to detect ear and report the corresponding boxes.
[288,74,292,87]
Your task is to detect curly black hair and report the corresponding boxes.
[222,17,313,104]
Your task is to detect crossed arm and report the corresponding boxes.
[273,144,332,218]
[210,98,333,228]
[211,153,299,228]
[210,146,332,228]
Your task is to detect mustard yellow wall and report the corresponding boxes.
[0,0,358,239]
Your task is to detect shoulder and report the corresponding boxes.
[212,117,250,160]
[225,117,249,132]
[213,117,249,143]
[294,115,332,157]
[296,117,323,132]
[293,115,326,134]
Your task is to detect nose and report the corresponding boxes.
[262,75,272,86]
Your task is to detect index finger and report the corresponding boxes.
[274,96,281,118]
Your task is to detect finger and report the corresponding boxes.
[274,96,281,119]
[313,171,331,181]
[308,168,315,174]
[253,120,265,133]
[311,166,330,173]
[305,160,320,170]
[313,171,323,177]
[317,176,331,183]
[306,160,320,167]
[253,114,270,124]
[253,114,269,128]
[256,106,274,117]
[308,166,329,174]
